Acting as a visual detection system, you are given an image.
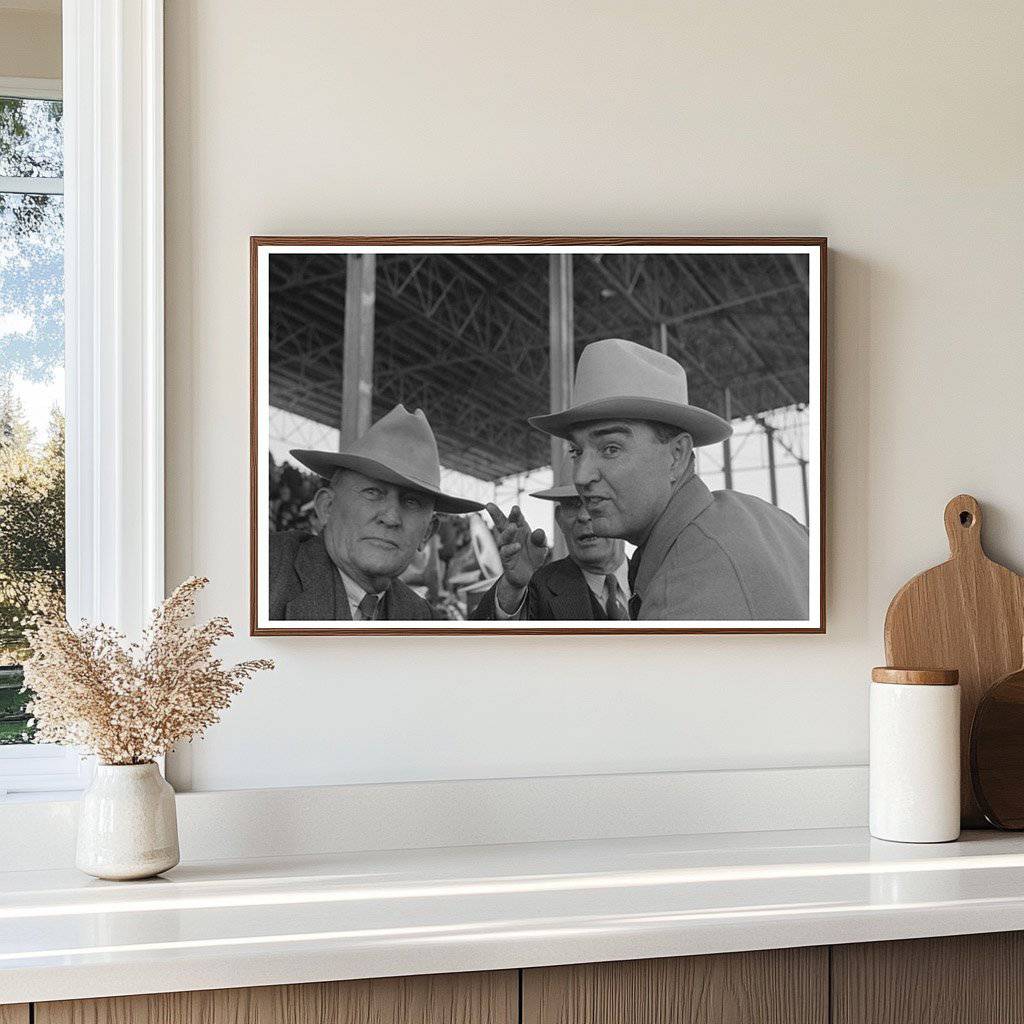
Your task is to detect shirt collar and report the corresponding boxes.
[580,558,631,600]
[336,568,384,617]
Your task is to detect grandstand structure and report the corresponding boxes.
[267,250,814,522]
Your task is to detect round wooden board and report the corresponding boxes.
[971,665,1024,829]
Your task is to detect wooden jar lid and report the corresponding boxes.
[871,667,959,686]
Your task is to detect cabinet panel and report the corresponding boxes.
[833,932,1024,1024]
[0,1006,29,1024]
[523,948,828,1024]
[36,970,517,1024]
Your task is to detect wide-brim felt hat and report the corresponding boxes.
[290,404,485,515]
[528,338,733,447]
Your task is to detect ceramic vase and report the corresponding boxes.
[76,762,180,880]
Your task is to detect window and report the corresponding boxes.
[0,79,80,798]
[0,81,64,737]
[1,4,166,800]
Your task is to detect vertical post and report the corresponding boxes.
[549,253,574,560]
[341,253,376,446]
[799,457,810,526]
[721,387,733,490]
[763,420,778,506]
[651,322,668,354]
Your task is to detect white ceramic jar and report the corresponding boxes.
[76,762,180,880]
[870,667,960,843]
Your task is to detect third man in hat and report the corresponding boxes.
[473,475,629,621]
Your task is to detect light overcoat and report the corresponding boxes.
[632,475,809,621]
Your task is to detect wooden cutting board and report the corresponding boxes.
[884,494,1024,827]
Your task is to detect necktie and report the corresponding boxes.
[604,574,627,620]
[627,547,643,620]
[357,593,381,621]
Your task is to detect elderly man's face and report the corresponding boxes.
[554,497,624,574]
[568,420,690,545]
[315,470,437,593]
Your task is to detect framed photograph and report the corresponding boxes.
[250,237,826,635]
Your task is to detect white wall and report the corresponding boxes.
[0,3,61,80]
[164,1,1024,792]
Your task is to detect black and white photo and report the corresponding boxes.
[250,238,825,634]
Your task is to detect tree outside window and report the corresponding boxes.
[0,93,65,744]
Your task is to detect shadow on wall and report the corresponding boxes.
[827,249,872,641]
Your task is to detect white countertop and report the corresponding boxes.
[4,826,1024,1005]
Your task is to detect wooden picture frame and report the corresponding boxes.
[250,237,827,635]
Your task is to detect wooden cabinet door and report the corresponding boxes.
[833,932,1024,1024]
[0,1006,29,1024]
[523,948,828,1024]
[35,970,517,1024]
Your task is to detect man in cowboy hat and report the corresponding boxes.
[527,338,809,621]
[472,477,629,620]
[269,404,484,621]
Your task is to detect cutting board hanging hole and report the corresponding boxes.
[944,494,983,556]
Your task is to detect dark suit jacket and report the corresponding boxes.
[470,557,606,621]
[268,531,434,621]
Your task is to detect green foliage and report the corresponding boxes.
[0,96,62,176]
[0,386,65,676]
[0,665,31,744]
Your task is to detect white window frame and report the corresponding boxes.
[0,79,63,202]
[0,77,61,101]
[0,1,164,801]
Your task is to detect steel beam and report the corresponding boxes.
[788,252,809,287]
[549,253,574,558]
[660,283,803,326]
[673,259,800,408]
[654,321,669,355]
[588,255,656,325]
[799,457,810,526]
[722,387,734,490]
[763,420,778,506]
[341,253,376,446]
[588,256,729,409]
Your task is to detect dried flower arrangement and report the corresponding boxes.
[21,577,273,765]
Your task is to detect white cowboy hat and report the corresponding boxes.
[291,404,485,514]
[529,338,733,447]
